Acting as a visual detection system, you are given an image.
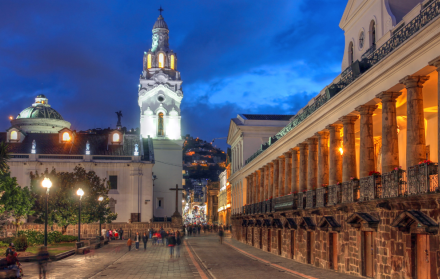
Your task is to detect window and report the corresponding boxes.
[157,112,164,136]
[62,132,70,141]
[170,55,175,69]
[158,53,164,68]
[112,133,120,142]
[370,20,376,46]
[10,131,17,140]
[147,54,152,69]
[109,175,118,190]
[359,31,364,49]
[157,198,163,209]
[348,42,354,64]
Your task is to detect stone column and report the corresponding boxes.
[268,162,274,199]
[400,75,430,168]
[253,172,258,203]
[249,175,253,205]
[264,165,269,200]
[273,159,279,197]
[375,92,402,173]
[429,57,440,177]
[284,152,292,194]
[340,115,359,182]
[315,131,329,188]
[298,143,308,192]
[278,156,285,197]
[356,105,377,178]
[307,138,318,190]
[259,168,264,202]
[291,148,300,193]
[327,124,343,185]
[245,176,249,206]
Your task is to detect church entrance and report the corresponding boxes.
[413,234,430,278]
[259,228,263,249]
[277,230,282,255]
[307,231,314,264]
[291,230,295,259]
[267,229,271,252]
[362,231,374,277]
[329,233,338,270]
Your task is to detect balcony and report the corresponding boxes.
[241,163,438,215]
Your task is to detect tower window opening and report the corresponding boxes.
[158,112,164,136]
[370,20,376,47]
[170,55,175,70]
[147,54,152,69]
[158,53,164,68]
[113,133,120,142]
[348,42,354,65]
[62,132,71,141]
[10,131,17,140]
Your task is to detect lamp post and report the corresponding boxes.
[76,188,84,242]
[41,178,52,247]
[98,196,103,237]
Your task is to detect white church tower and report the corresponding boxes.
[138,10,184,220]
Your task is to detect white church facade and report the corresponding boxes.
[0,12,184,223]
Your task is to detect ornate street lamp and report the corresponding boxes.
[98,196,103,237]
[41,178,52,246]
[76,188,84,242]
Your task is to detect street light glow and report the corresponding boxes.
[42,178,52,189]
[98,196,104,201]
[77,188,84,197]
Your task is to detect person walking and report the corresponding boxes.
[127,237,132,251]
[175,231,181,258]
[197,225,201,235]
[114,229,119,240]
[142,232,149,251]
[134,232,141,250]
[119,228,124,240]
[167,232,176,259]
[160,229,166,246]
[219,228,224,244]
[106,230,110,242]
[108,229,112,242]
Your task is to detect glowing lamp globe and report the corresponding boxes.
[98,196,104,202]
[76,188,84,197]
[42,178,52,189]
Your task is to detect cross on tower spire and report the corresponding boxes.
[158,6,164,15]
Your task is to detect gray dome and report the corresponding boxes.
[153,15,168,30]
[17,106,64,120]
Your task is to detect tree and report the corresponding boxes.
[30,166,117,234]
[0,142,10,175]
[0,172,35,231]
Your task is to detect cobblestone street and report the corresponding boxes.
[20,232,361,278]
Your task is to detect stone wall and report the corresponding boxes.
[232,194,440,279]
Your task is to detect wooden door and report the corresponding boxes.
[267,229,271,252]
[277,230,282,255]
[259,228,263,249]
[291,230,295,259]
[363,231,373,277]
[416,234,430,279]
[245,227,248,243]
[329,233,338,270]
[307,231,313,264]
[252,228,254,246]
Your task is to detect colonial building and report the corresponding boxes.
[231,1,440,278]
[206,180,220,223]
[218,159,231,227]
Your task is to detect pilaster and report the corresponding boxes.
[340,115,358,182]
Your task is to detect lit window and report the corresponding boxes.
[170,55,175,69]
[147,54,151,69]
[62,132,70,141]
[158,53,164,68]
[10,131,17,140]
[113,133,120,142]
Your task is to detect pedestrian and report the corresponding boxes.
[167,232,176,259]
[134,232,141,250]
[152,231,158,245]
[106,230,110,241]
[160,229,166,246]
[101,228,106,238]
[114,229,119,240]
[193,226,196,236]
[108,229,112,241]
[127,237,132,251]
[149,228,153,239]
[142,232,149,251]
[197,225,201,235]
[175,231,181,258]
[219,228,224,244]
[165,230,170,246]
[37,246,49,279]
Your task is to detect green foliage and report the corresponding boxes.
[30,166,117,234]
[17,230,77,245]
[0,237,15,246]
[13,235,28,251]
[0,142,10,175]
[0,171,35,230]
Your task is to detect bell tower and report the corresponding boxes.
[138,8,183,140]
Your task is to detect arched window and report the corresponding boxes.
[170,55,175,70]
[62,132,70,141]
[370,20,376,47]
[158,53,164,68]
[112,133,120,142]
[10,131,17,140]
[147,54,152,69]
[157,112,164,136]
[348,42,354,65]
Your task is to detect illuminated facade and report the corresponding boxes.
[138,12,184,218]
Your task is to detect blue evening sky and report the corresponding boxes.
[0,0,347,151]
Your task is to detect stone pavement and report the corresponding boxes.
[20,233,362,278]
